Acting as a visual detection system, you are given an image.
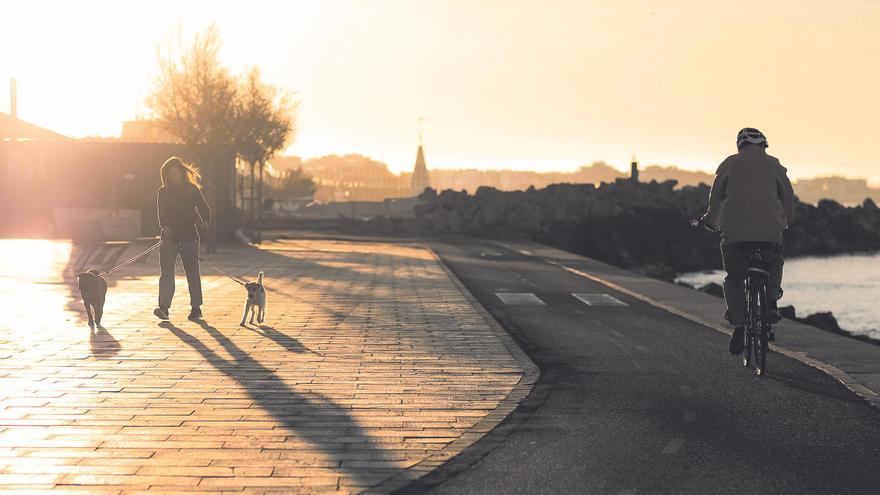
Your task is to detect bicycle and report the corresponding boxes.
[690,219,775,376]
[737,242,775,376]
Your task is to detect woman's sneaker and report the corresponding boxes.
[729,326,745,355]
[188,307,203,320]
[153,307,170,320]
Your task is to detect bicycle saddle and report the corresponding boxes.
[735,241,776,253]
[736,242,775,277]
[745,264,770,279]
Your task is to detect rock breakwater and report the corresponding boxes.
[414,179,880,279]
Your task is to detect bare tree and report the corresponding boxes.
[236,67,297,242]
[147,24,240,249]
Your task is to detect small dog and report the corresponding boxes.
[240,271,266,326]
[77,269,108,327]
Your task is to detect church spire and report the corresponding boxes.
[411,144,430,196]
[411,119,430,196]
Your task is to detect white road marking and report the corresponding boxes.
[661,437,685,454]
[573,293,629,307]
[683,411,697,423]
[610,330,625,338]
[495,292,546,305]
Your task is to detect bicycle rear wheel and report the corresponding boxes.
[742,279,754,368]
[754,283,769,376]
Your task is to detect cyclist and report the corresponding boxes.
[700,128,795,355]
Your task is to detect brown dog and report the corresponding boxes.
[77,269,108,326]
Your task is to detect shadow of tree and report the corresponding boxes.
[160,319,399,489]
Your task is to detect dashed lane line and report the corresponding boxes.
[495,292,546,305]
[661,437,685,454]
[573,293,629,307]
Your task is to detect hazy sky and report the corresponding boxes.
[2,0,878,180]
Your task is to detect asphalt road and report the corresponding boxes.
[411,239,880,495]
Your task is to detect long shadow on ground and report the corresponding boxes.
[161,318,401,490]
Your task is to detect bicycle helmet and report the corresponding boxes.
[736,127,768,150]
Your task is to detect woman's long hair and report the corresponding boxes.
[160,156,201,187]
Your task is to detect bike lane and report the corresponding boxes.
[413,239,880,495]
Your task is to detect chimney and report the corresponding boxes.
[10,78,17,119]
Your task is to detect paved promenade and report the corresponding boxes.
[0,239,534,494]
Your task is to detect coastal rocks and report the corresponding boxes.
[778,305,845,334]
[762,305,877,345]
[415,180,719,271]
[639,263,678,282]
[799,312,846,334]
[779,305,797,320]
[698,282,725,298]
[413,181,880,274]
[784,198,880,255]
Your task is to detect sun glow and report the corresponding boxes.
[0,239,71,280]
[0,240,77,340]
[3,0,879,178]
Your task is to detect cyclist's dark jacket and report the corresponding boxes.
[704,146,795,243]
[157,183,211,242]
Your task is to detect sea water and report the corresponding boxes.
[677,252,880,340]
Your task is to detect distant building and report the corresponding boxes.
[0,139,190,238]
[0,112,69,142]
[121,119,180,144]
[411,144,430,196]
[630,156,639,182]
[1,78,69,142]
[0,82,196,238]
[294,154,408,202]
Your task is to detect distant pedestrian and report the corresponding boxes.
[701,128,795,354]
[153,157,211,321]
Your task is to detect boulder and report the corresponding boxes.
[778,305,797,320]
[799,312,846,335]
[639,263,677,282]
[698,282,725,298]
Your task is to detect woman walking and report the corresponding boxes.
[153,157,211,321]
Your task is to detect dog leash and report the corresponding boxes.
[93,237,250,287]
[171,240,250,286]
[97,240,163,277]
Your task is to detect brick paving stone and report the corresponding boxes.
[0,239,531,492]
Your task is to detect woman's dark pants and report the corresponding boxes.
[158,240,202,310]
